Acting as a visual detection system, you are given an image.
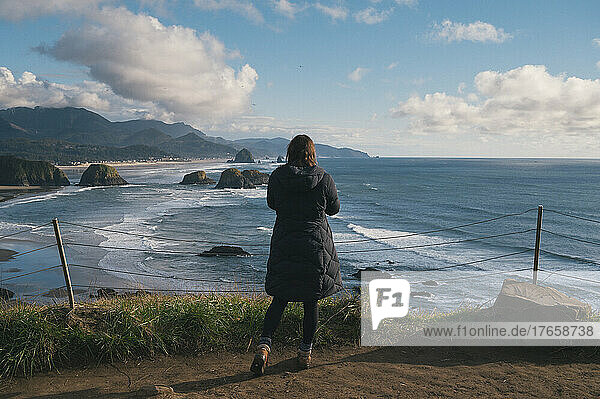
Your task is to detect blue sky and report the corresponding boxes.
[1,0,600,157]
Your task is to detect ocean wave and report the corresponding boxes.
[257,226,273,233]
[539,249,600,267]
[229,188,267,199]
[0,221,42,231]
[346,223,443,246]
[0,185,107,209]
[342,222,524,270]
[0,191,62,209]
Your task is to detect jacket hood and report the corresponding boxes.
[278,164,325,192]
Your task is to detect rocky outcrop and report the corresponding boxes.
[482,279,591,322]
[233,148,254,163]
[241,170,269,185]
[276,155,285,163]
[198,246,251,257]
[350,267,392,280]
[179,171,215,185]
[215,168,255,189]
[79,164,128,186]
[0,156,70,186]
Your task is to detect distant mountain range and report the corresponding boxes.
[0,106,369,163]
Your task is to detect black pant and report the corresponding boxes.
[261,297,318,345]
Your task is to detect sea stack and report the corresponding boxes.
[197,246,251,257]
[276,155,285,163]
[241,170,269,186]
[79,164,128,186]
[233,148,254,163]
[215,168,255,189]
[179,171,215,185]
[0,156,70,186]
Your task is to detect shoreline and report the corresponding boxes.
[56,158,230,169]
[0,186,58,203]
[0,158,232,203]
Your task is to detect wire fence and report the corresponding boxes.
[1,205,599,306]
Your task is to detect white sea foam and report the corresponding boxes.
[0,221,40,231]
[75,186,103,192]
[0,192,61,209]
[228,188,267,199]
[257,226,272,233]
[343,223,485,267]
[0,186,106,209]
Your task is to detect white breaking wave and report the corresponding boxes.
[228,187,267,199]
[343,222,495,267]
[0,186,104,209]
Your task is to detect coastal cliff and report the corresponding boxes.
[0,155,70,186]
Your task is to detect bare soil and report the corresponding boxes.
[1,346,599,398]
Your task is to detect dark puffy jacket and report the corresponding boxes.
[265,164,343,302]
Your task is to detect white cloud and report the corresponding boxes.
[273,0,302,19]
[314,3,347,21]
[0,67,172,121]
[354,7,392,25]
[431,19,512,43]
[386,62,398,70]
[35,7,258,122]
[193,0,264,24]
[395,0,417,6]
[348,67,369,82]
[0,0,107,20]
[391,65,600,138]
[593,38,600,47]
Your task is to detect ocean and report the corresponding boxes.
[1,158,599,310]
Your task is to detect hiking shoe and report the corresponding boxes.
[297,348,311,369]
[250,344,270,376]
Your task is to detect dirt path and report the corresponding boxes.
[2,346,599,398]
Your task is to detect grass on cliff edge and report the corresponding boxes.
[0,294,360,378]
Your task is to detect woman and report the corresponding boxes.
[251,134,343,375]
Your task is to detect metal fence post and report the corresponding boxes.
[533,205,543,285]
[52,218,75,309]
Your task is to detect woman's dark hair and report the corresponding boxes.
[287,134,317,167]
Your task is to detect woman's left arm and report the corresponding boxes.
[267,172,278,210]
[324,174,340,216]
